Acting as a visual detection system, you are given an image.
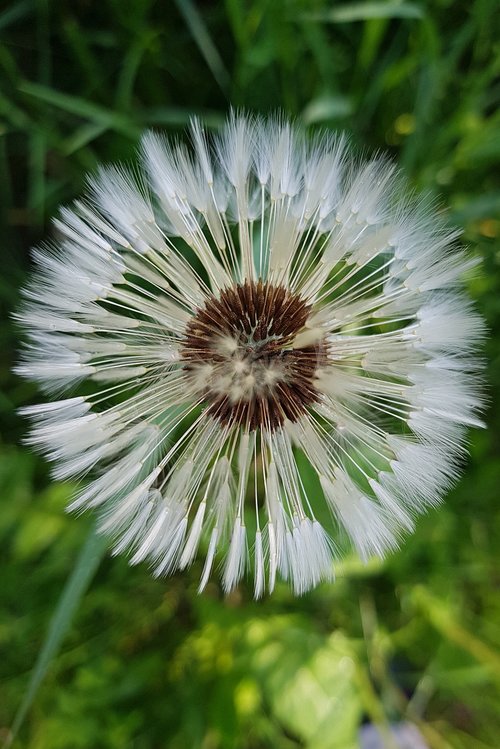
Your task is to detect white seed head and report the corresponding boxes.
[16,112,484,597]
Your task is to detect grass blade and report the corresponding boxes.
[304,2,424,22]
[0,0,33,33]
[18,81,140,138]
[412,586,500,681]
[174,0,230,93]
[6,527,108,747]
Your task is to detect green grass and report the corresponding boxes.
[1,1,499,747]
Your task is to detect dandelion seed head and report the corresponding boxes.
[16,112,485,597]
[181,279,328,430]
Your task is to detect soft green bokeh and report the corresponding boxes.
[1,1,499,747]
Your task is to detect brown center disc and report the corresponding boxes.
[181,279,327,430]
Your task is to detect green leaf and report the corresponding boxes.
[8,527,108,746]
[251,620,362,748]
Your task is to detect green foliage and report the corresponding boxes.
[1,1,499,747]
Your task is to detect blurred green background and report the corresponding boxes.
[1,1,499,747]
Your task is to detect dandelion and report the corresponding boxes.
[16,113,484,597]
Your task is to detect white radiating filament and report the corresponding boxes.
[16,112,484,597]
